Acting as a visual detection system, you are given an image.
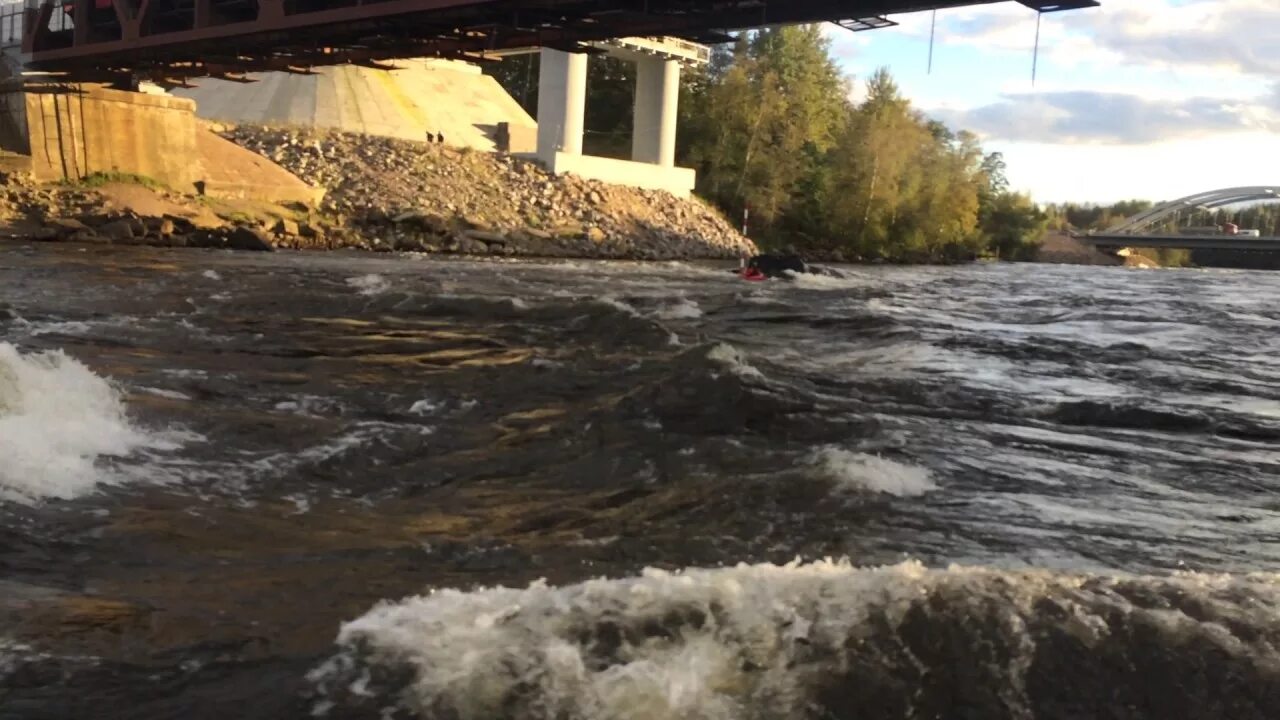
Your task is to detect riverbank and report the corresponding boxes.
[0,127,1162,269]
[0,124,757,261]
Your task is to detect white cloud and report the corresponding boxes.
[998,132,1280,203]
[926,0,1280,77]
[936,88,1278,144]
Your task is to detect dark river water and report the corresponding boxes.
[3,243,1280,719]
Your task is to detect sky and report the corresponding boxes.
[822,0,1280,204]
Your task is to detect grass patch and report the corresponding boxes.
[71,172,167,191]
[220,210,255,225]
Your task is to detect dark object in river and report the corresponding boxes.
[737,253,846,280]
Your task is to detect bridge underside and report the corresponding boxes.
[17,0,1097,85]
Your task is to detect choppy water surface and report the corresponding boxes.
[4,244,1280,719]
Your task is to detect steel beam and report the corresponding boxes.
[19,0,1094,81]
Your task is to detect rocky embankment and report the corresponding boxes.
[223,125,755,260]
[0,180,310,251]
[1,125,756,260]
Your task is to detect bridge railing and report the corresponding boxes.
[0,0,24,49]
[0,0,73,51]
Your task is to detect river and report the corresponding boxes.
[3,243,1280,719]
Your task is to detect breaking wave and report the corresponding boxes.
[312,559,1280,720]
[812,448,937,496]
[0,343,181,504]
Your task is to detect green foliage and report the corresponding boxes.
[1044,200,1154,232]
[681,37,1006,262]
[981,191,1048,261]
[682,26,849,241]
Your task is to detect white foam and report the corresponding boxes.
[655,297,703,320]
[275,395,343,417]
[27,320,95,336]
[322,559,1280,720]
[346,274,391,296]
[784,271,861,291]
[0,638,25,678]
[813,448,937,497]
[706,343,765,381]
[409,399,440,416]
[202,270,222,281]
[138,386,191,401]
[596,297,640,317]
[0,343,181,504]
[318,558,1280,719]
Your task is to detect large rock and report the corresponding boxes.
[226,226,274,251]
[99,219,135,243]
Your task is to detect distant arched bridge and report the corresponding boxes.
[1080,186,1280,251]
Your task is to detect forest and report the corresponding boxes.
[485,26,1048,263]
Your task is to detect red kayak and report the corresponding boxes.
[739,268,766,282]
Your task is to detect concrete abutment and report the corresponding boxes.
[0,80,321,205]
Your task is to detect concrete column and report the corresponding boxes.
[631,56,679,167]
[536,48,587,160]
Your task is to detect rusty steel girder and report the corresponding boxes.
[19,0,1098,82]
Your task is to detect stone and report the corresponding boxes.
[548,223,585,240]
[393,235,423,252]
[226,226,274,252]
[163,214,196,233]
[465,229,507,245]
[586,227,606,244]
[298,221,322,239]
[99,219,135,242]
[188,230,224,248]
[68,229,103,244]
[31,226,58,241]
[458,237,487,255]
[45,217,89,237]
[77,213,113,228]
[272,217,300,236]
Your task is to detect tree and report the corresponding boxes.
[982,192,1048,260]
[681,25,848,244]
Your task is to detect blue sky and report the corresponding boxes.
[822,0,1280,204]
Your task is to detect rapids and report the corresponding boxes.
[3,243,1280,719]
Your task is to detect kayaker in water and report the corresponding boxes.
[736,252,844,280]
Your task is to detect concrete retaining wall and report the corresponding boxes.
[19,85,202,188]
[0,82,321,205]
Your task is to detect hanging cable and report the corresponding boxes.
[928,9,937,74]
[1031,10,1042,86]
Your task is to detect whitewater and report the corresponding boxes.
[4,243,1280,719]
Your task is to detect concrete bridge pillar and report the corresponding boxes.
[631,56,679,167]
[535,48,587,160]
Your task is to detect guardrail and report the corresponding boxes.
[0,0,72,50]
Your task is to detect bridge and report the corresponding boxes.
[0,0,1098,206]
[7,0,1096,84]
[1078,187,1280,252]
